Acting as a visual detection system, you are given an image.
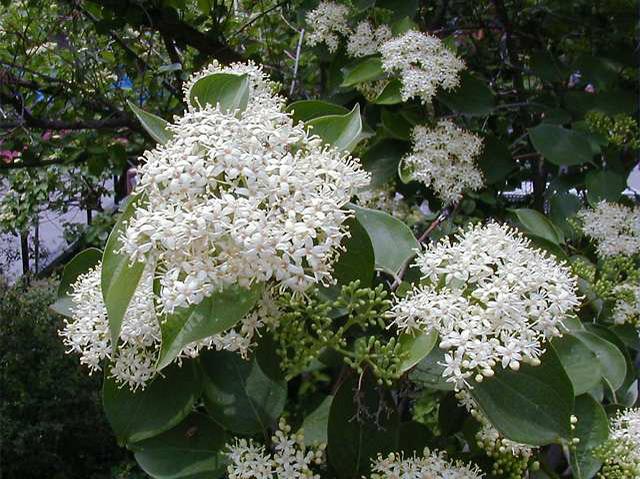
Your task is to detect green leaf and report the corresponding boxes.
[397,330,438,374]
[156,284,263,370]
[301,395,333,446]
[331,217,375,287]
[381,109,413,141]
[477,136,514,184]
[101,194,147,346]
[306,104,363,152]
[573,331,627,392]
[340,57,384,87]
[438,73,495,116]
[511,208,564,245]
[585,170,626,204]
[286,100,349,124]
[373,79,403,105]
[553,335,603,396]
[328,374,399,478]
[570,395,609,479]
[409,348,454,391]
[470,346,574,445]
[361,139,409,187]
[103,362,200,444]
[564,89,637,117]
[131,413,228,479]
[349,204,419,276]
[200,349,286,435]
[529,124,597,166]
[188,73,250,113]
[51,248,102,317]
[529,50,569,83]
[127,100,173,145]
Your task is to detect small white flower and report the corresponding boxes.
[346,21,391,58]
[578,201,640,258]
[380,30,465,103]
[370,447,484,479]
[612,281,640,328]
[596,407,640,476]
[389,223,580,389]
[305,1,351,53]
[403,120,484,204]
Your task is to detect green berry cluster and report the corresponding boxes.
[594,439,640,479]
[477,439,534,479]
[273,281,401,383]
[571,257,596,283]
[594,255,639,299]
[586,111,640,149]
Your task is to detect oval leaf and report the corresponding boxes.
[438,73,495,116]
[156,283,263,370]
[570,394,609,479]
[512,208,564,245]
[51,247,102,317]
[127,100,173,145]
[585,170,626,205]
[131,413,227,479]
[553,334,603,396]
[573,330,627,392]
[103,362,200,444]
[331,217,375,287]
[528,124,597,166]
[306,104,363,152]
[301,395,334,446]
[101,194,147,346]
[286,100,349,124]
[349,204,419,276]
[397,330,438,374]
[341,57,384,87]
[374,79,403,105]
[188,73,250,114]
[470,346,574,446]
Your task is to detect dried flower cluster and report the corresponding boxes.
[595,408,640,478]
[380,30,465,103]
[389,222,579,389]
[59,262,278,390]
[346,21,391,58]
[305,1,350,53]
[578,201,640,258]
[370,448,484,479]
[403,120,484,204]
[120,61,369,313]
[225,418,325,479]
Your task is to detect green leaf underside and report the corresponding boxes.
[286,100,349,124]
[101,194,147,347]
[341,57,385,87]
[471,346,574,445]
[302,395,334,446]
[200,349,287,435]
[51,247,103,317]
[528,124,597,166]
[156,283,263,370]
[553,335,603,396]
[512,208,564,245]
[131,413,228,479]
[103,362,200,444]
[127,100,173,145]
[349,203,419,276]
[397,330,438,374]
[573,330,626,391]
[188,73,250,114]
[306,104,363,152]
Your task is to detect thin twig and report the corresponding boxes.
[289,28,305,96]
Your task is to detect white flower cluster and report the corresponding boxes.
[612,282,640,328]
[225,418,325,479]
[356,187,424,224]
[380,30,466,103]
[59,262,278,390]
[370,448,484,479]
[578,201,640,258]
[346,21,391,58]
[305,1,350,53]
[596,408,640,477]
[121,61,369,313]
[389,222,579,389]
[403,120,484,204]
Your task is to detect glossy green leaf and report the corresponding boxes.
[340,57,384,87]
[529,124,597,166]
[361,139,409,187]
[511,208,564,245]
[574,331,626,391]
[477,136,514,184]
[331,217,375,287]
[570,395,609,479]
[156,283,263,370]
[470,346,574,445]
[397,330,438,374]
[302,395,333,446]
[101,194,147,346]
[349,204,419,276]
[127,100,173,145]
[381,109,413,141]
[200,349,286,435]
[103,362,200,444]
[373,79,403,105]
[438,73,494,116]
[131,413,227,479]
[553,335,603,396]
[328,374,399,478]
[51,248,102,317]
[188,73,249,113]
[306,104,363,152]
[286,100,349,124]
[585,170,626,204]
